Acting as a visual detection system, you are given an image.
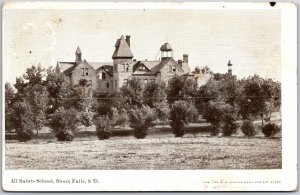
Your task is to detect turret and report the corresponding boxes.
[160,43,173,60]
[75,46,82,64]
[227,60,233,75]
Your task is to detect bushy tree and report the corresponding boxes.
[203,100,238,136]
[120,78,144,109]
[95,116,112,140]
[128,105,157,139]
[26,84,49,137]
[65,84,94,112]
[9,65,49,138]
[46,67,71,114]
[49,107,81,141]
[143,80,170,122]
[221,104,239,136]
[241,119,256,137]
[169,100,198,137]
[262,123,281,138]
[237,75,280,120]
[22,64,45,86]
[200,65,213,74]
[167,74,197,102]
[12,101,35,141]
[5,83,15,132]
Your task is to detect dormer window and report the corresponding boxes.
[86,68,88,76]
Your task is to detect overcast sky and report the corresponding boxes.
[3,8,281,84]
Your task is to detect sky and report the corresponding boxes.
[3,7,281,84]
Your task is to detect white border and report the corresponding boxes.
[2,2,297,191]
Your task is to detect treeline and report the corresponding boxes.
[5,65,281,141]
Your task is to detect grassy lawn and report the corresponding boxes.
[5,113,282,170]
[5,133,281,170]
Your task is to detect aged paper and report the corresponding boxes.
[2,2,297,191]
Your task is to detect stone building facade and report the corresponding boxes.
[56,35,233,95]
[56,35,192,93]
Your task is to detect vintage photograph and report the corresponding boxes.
[2,1,297,191]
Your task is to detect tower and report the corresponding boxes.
[160,43,173,60]
[227,60,233,75]
[75,46,82,64]
[112,35,133,66]
[112,35,134,90]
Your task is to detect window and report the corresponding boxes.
[115,80,117,89]
[98,72,102,79]
[139,66,146,71]
[169,66,172,72]
[82,68,89,76]
[124,79,128,86]
[106,83,109,89]
[88,80,92,87]
[173,67,176,72]
[102,72,106,80]
[126,64,129,72]
[123,64,126,72]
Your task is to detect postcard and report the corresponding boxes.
[2,1,297,191]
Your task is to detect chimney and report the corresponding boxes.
[126,35,131,47]
[178,59,183,67]
[183,54,188,63]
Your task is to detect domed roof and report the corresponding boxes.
[160,43,173,52]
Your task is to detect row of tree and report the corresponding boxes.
[5,65,281,141]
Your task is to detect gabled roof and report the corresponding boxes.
[57,61,113,76]
[112,35,133,59]
[96,65,113,77]
[132,58,184,75]
[89,62,113,70]
[151,58,184,73]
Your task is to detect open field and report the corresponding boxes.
[5,134,281,169]
[5,113,281,169]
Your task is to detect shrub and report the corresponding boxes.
[16,116,35,142]
[262,123,281,137]
[111,107,128,127]
[169,100,198,137]
[129,105,156,139]
[223,121,239,136]
[81,111,93,128]
[49,107,81,141]
[203,100,238,136]
[95,116,112,140]
[221,104,239,136]
[241,119,256,137]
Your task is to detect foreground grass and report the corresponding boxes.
[5,134,281,169]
